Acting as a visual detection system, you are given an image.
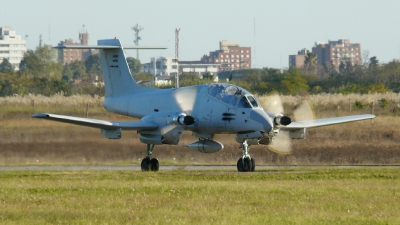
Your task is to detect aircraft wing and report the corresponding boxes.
[31,113,158,131]
[281,114,375,131]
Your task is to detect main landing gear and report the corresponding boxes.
[141,144,159,171]
[237,140,255,172]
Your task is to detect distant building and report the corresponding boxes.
[201,40,251,71]
[179,61,219,78]
[142,57,179,77]
[289,48,309,68]
[141,40,250,82]
[56,28,96,65]
[0,26,27,71]
[140,76,173,87]
[142,57,219,79]
[312,39,361,71]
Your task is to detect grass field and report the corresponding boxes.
[0,168,399,224]
[1,94,399,224]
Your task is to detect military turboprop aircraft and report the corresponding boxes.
[32,38,375,172]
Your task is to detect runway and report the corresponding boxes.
[0,165,399,171]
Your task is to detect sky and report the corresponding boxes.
[2,0,400,69]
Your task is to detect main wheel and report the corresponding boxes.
[150,158,159,171]
[141,158,151,171]
[250,158,255,172]
[237,158,244,172]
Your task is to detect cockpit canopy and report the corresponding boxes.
[207,83,260,108]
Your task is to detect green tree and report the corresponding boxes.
[126,57,142,74]
[0,58,15,73]
[19,44,62,78]
[62,66,73,82]
[303,52,318,74]
[378,98,389,109]
[64,60,88,80]
[369,56,379,68]
[363,83,390,93]
[178,73,207,86]
[85,54,102,81]
[202,72,214,80]
[280,67,309,95]
[353,100,364,109]
[133,72,153,82]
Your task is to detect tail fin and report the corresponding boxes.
[98,39,151,96]
[55,38,166,97]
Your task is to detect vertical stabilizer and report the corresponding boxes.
[98,39,152,97]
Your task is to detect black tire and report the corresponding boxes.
[242,157,252,172]
[150,158,159,171]
[237,157,252,172]
[250,158,255,172]
[141,158,151,171]
[237,158,244,172]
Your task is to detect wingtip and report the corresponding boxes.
[31,113,50,118]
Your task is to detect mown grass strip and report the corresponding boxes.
[0,168,399,224]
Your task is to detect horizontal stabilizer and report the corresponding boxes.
[32,113,158,131]
[282,114,375,131]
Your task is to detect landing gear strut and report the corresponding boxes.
[237,140,255,172]
[141,144,159,171]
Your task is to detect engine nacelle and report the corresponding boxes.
[274,115,292,126]
[187,140,224,153]
[139,134,164,145]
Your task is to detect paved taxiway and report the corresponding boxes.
[0,165,399,171]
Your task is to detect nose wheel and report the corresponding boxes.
[237,140,255,172]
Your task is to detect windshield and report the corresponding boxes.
[208,84,252,107]
[237,96,252,108]
[247,95,259,108]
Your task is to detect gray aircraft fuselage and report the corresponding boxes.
[103,83,272,135]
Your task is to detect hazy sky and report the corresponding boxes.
[2,0,400,68]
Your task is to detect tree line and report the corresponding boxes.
[0,44,142,96]
[0,45,399,97]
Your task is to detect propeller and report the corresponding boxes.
[171,86,198,126]
[293,99,315,122]
[160,87,199,142]
[259,91,284,115]
[173,86,198,115]
[260,93,315,155]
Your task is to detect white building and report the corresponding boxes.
[179,61,219,78]
[139,76,172,87]
[142,57,219,78]
[142,57,179,77]
[0,27,27,71]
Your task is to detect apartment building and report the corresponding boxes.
[201,40,251,71]
[289,48,309,68]
[312,39,361,70]
[56,29,94,65]
[0,27,27,71]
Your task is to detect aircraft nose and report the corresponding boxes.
[250,109,273,132]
